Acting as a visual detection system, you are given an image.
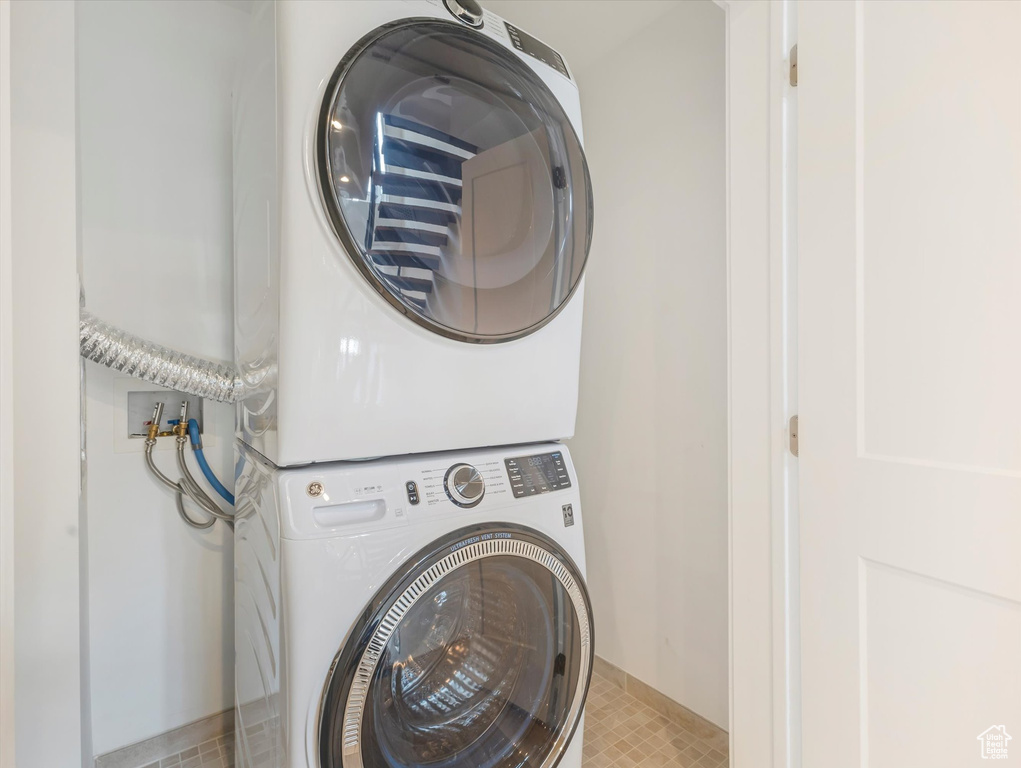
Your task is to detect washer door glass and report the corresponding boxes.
[319,527,593,768]
[317,21,593,343]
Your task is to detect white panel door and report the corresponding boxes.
[799,2,1021,767]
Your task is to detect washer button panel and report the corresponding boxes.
[505,450,572,498]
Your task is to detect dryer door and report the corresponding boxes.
[319,525,594,768]
[316,20,592,343]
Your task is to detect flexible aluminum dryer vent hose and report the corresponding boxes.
[79,309,243,404]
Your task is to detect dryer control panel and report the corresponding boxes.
[505,450,572,498]
[505,23,571,79]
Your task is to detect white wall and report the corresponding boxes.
[77,1,247,754]
[10,1,86,765]
[569,2,730,728]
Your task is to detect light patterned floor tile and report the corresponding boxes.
[583,672,729,768]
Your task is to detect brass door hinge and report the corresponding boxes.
[789,44,798,87]
[789,415,799,457]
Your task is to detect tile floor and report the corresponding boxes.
[583,672,729,768]
[130,672,723,768]
[137,734,234,768]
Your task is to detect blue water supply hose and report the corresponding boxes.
[187,418,235,505]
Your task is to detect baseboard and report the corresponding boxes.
[94,709,234,768]
[592,655,729,754]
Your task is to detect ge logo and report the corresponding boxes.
[306,481,324,498]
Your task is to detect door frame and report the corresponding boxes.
[1,1,85,767]
[0,1,797,765]
[0,1,14,765]
[720,0,800,765]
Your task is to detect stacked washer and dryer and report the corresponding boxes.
[232,2,594,767]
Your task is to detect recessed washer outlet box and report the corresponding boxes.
[113,377,217,454]
[127,391,204,438]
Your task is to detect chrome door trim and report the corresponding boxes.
[317,523,594,768]
[314,19,593,344]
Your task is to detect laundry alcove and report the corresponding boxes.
[2,1,788,766]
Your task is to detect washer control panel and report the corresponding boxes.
[414,458,506,510]
[505,450,572,498]
[272,443,578,540]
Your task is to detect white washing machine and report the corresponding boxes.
[234,0,594,466]
[234,441,593,768]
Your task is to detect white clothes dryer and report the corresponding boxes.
[234,441,592,768]
[234,0,593,466]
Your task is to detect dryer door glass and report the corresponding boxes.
[319,527,593,768]
[317,21,592,343]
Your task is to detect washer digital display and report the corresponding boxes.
[505,450,572,498]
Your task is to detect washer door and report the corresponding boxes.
[316,20,593,343]
[319,525,594,768]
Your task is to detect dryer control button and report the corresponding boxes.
[405,481,420,505]
[444,463,486,507]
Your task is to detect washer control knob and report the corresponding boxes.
[443,0,484,28]
[444,463,486,507]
